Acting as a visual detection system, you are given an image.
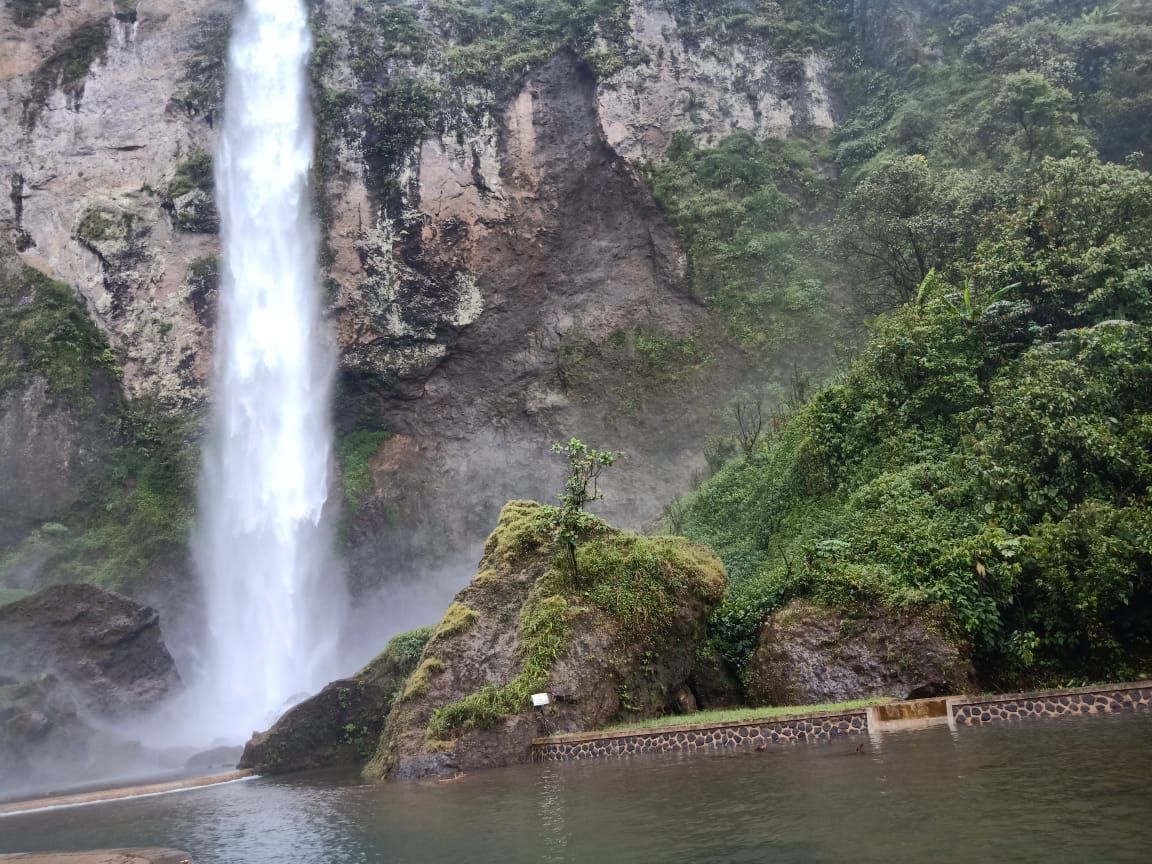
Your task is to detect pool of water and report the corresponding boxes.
[2,715,1150,863]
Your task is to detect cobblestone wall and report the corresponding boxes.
[532,711,867,762]
[949,683,1152,727]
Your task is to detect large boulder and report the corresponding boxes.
[744,599,973,707]
[364,501,726,781]
[0,584,181,717]
[238,627,432,775]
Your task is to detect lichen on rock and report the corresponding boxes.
[363,500,726,780]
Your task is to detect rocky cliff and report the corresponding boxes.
[0,1,839,630]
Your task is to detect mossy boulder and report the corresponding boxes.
[238,627,432,775]
[364,501,726,781]
[744,599,974,707]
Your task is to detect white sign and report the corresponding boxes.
[531,692,551,707]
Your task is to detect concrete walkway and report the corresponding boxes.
[0,771,252,818]
[0,850,190,864]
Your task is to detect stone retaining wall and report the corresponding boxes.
[948,681,1152,727]
[532,709,868,762]
[530,682,1152,764]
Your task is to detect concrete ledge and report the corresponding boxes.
[0,850,190,864]
[0,771,252,818]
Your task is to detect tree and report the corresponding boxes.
[987,71,1086,166]
[547,438,619,579]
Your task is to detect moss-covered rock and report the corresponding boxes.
[744,599,973,707]
[363,501,726,781]
[238,626,432,775]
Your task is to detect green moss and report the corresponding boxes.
[0,250,116,397]
[400,656,445,701]
[336,428,391,515]
[167,151,214,199]
[479,500,551,568]
[0,586,32,607]
[559,327,711,408]
[23,20,111,128]
[113,0,138,22]
[426,591,576,741]
[424,503,728,742]
[569,533,726,642]
[429,602,478,644]
[76,208,131,245]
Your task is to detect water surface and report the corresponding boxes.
[3,716,1150,863]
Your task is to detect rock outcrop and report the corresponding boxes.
[744,599,973,707]
[0,0,841,627]
[238,626,432,775]
[364,501,726,780]
[0,583,181,717]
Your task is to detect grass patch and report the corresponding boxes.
[336,428,391,515]
[569,533,726,642]
[598,698,891,733]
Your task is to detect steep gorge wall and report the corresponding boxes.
[0,0,840,632]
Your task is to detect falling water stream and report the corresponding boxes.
[194,0,345,742]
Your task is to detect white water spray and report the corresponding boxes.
[193,0,344,742]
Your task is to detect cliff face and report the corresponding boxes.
[0,1,838,620]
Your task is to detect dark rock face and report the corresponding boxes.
[365,502,726,781]
[688,649,744,710]
[336,52,715,595]
[0,584,181,717]
[238,628,430,775]
[744,599,973,707]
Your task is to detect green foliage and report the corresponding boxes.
[362,77,444,181]
[645,132,837,354]
[167,151,214,199]
[682,155,1152,685]
[429,602,478,643]
[542,438,618,578]
[0,255,116,397]
[0,409,198,592]
[23,20,110,127]
[384,626,435,667]
[336,428,391,514]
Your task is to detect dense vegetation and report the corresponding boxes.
[682,154,1152,685]
[0,246,196,596]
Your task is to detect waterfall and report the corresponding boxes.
[194,0,344,742]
